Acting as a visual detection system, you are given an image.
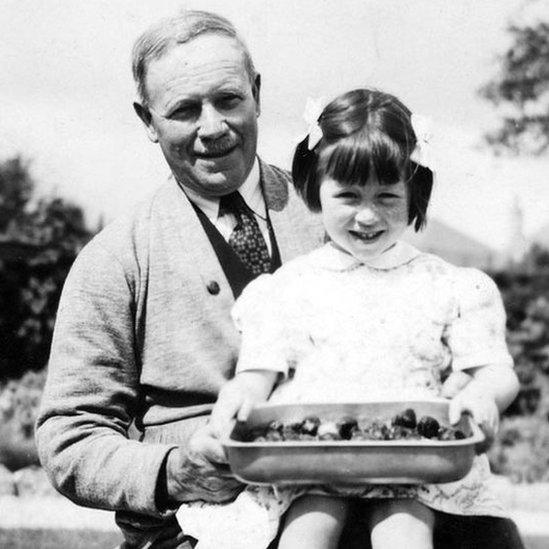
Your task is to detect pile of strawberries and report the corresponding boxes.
[239,408,467,442]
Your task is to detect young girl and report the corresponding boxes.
[177,88,520,549]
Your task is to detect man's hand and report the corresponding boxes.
[165,441,242,504]
[163,371,278,505]
[188,423,228,465]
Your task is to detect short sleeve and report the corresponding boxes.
[446,268,513,371]
[231,274,300,377]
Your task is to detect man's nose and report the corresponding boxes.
[197,104,228,140]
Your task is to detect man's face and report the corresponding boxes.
[136,34,260,198]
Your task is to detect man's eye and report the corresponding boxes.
[217,94,242,109]
[378,193,400,200]
[170,105,198,120]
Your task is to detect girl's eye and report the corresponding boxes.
[378,193,401,200]
[335,191,358,200]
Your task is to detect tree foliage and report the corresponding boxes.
[0,157,34,233]
[480,5,549,154]
[485,269,549,482]
[492,267,549,414]
[0,156,94,381]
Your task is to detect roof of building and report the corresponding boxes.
[533,223,549,249]
[403,218,501,269]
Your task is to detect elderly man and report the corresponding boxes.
[37,9,524,549]
[36,10,322,547]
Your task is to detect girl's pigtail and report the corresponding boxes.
[408,163,433,231]
[291,136,322,211]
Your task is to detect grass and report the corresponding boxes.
[0,528,545,549]
[0,528,122,549]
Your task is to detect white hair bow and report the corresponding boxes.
[410,114,437,172]
[303,97,328,150]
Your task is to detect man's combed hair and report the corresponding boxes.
[292,88,433,231]
[132,10,257,105]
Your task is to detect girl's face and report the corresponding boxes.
[319,176,410,262]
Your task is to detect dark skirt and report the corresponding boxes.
[333,500,525,549]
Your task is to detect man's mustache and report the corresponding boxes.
[195,137,239,157]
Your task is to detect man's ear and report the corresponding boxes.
[133,101,159,143]
[252,74,261,117]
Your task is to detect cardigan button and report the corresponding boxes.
[207,281,220,295]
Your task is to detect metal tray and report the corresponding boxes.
[223,400,484,485]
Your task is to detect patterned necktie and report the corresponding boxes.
[218,191,271,276]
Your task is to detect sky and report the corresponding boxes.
[1,0,548,252]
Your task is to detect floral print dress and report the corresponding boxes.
[176,242,513,548]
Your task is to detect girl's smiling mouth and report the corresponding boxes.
[349,229,385,242]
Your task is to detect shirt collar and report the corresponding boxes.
[181,158,262,220]
[312,240,421,271]
[234,158,263,217]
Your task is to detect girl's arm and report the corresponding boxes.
[467,364,519,412]
[187,370,279,465]
[446,268,519,443]
[210,370,280,430]
[440,371,472,399]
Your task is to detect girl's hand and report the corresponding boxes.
[440,371,472,399]
[209,370,279,437]
[448,364,519,452]
[208,380,253,441]
[187,382,255,466]
[448,390,499,450]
